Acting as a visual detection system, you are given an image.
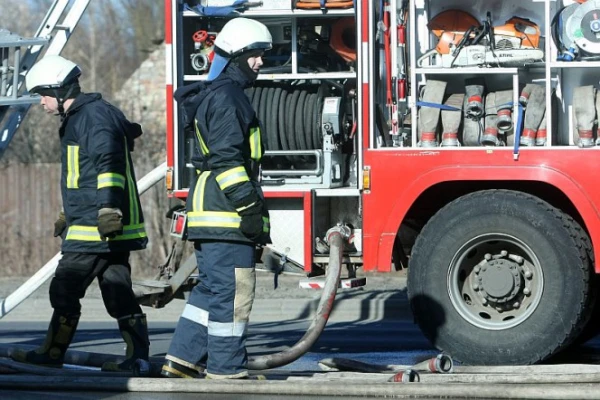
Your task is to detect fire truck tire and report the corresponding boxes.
[407,189,593,365]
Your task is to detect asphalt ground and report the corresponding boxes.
[0,269,410,323]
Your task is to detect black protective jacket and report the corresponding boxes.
[174,64,271,244]
[59,93,147,253]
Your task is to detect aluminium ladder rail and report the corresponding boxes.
[0,0,90,160]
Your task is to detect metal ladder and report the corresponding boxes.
[0,0,90,160]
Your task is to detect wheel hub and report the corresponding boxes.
[448,234,543,331]
[475,257,522,304]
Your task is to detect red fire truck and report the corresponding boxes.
[164,0,600,365]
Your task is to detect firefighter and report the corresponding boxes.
[10,55,150,373]
[160,17,272,379]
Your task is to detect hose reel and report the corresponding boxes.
[246,83,349,188]
[555,0,600,60]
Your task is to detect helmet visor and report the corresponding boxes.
[207,53,230,81]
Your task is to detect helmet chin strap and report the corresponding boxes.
[53,86,75,119]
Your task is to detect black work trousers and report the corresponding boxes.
[49,252,142,319]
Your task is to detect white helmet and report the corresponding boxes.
[26,55,81,94]
[207,18,272,80]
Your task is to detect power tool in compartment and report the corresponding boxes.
[418,10,544,68]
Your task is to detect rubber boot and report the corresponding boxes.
[10,311,80,367]
[101,314,150,372]
[161,358,205,378]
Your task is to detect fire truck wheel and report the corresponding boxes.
[407,189,593,365]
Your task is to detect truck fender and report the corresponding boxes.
[376,165,600,272]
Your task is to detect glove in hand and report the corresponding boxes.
[54,211,67,237]
[98,208,123,240]
[238,202,264,242]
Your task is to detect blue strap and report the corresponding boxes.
[184,0,248,16]
[513,103,524,160]
[495,101,513,109]
[321,0,326,9]
[416,101,461,112]
[490,100,522,158]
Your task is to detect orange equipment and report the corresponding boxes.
[295,0,354,9]
[330,17,357,62]
[427,9,480,55]
[494,17,541,49]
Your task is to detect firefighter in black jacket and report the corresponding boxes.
[161,18,272,379]
[10,55,149,373]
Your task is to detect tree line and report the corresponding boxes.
[0,0,185,277]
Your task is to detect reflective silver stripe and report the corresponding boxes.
[181,304,208,327]
[188,211,241,228]
[235,201,256,213]
[216,166,249,190]
[208,320,247,337]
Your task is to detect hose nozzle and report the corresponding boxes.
[388,369,420,383]
[411,353,454,374]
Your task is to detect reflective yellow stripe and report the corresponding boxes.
[249,126,261,161]
[195,120,210,155]
[188,211,241,228]
[66,145,80,189]
[124,139,140,225]
[262,216,270,233]
[192,171,210,213]
[216,166,249,190]
[97,173,125,189]
[65,224,146,241]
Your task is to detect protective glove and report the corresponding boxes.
[54,211,67,237]
[98,207,124,240]
[237,200,264,242]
